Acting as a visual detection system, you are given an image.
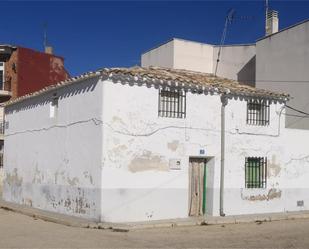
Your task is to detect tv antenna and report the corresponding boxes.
[265,0,269,34]
[43,22,48,49]
[214,9,254,76]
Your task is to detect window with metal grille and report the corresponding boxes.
[245,157,267,188]
[158,88,186,118]
[0,68,3,90]
[246,99,270,126]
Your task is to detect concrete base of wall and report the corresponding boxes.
[1,198,309,231]
[3,182,101,221]
[101,188,189,223]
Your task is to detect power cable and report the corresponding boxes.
[285,105,309,116]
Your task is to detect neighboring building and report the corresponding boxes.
[255,19,309,130]
[4,67,309,223]
[141,38,256,86]
[0,45,69,101]
[142,16,309,130]
[0,45,69,189]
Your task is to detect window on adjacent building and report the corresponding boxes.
[0,62,4,90]
[158,88,186,118]
[50,96,59,118]
[246,99,270,126]
[245,157,267,188]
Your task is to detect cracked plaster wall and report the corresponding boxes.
[3,77,103,220]
[101,79,309,222]
[4,75,309,223]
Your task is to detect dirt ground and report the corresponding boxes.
[0,208,308,248]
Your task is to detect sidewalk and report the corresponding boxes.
[1,198,309,231]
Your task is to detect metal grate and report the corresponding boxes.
[246,99,270,126]
[245,157,267,188]
[158,88,186,118]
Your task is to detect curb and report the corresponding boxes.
[1,199,309,231]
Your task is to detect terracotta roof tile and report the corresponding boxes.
[4,66,289,106]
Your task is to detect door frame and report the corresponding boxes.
[188,157,208,216]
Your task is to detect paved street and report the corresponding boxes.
[0,208,308,248]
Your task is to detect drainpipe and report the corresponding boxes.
[220,95,228,217]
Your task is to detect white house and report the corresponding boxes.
[3,67,309,223]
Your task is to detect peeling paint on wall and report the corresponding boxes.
[54,170,65,185]
[64,188,92,214]
[39,185,95,215]
[112,144,128,155]
[67,176,79,186]
[6,168,23,187]
[112,116,126,128]
[32,166,44,184]
[22,198,33,207]
[268,155,281,177]
[128,151,168,173]
[167,140,179,151]
[83,171,94,185]
[241,188,282,201]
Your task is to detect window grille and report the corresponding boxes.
[245,157,267,188]
[158,88,186,118]
[246,99,270,126]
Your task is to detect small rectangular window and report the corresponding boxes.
[0,70,3,90]
[158,88,186,118]
[50,97,59,118]
[0,62,4,91]
[246,99,270,126]
[245,157,267,188]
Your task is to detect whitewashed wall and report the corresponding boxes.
[100,80,222,222]
[4,76,309,223]
[224,99,309,215]
[3,77,103,220]
[100,79,309,222]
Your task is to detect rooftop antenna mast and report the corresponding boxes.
[265,0,269,35]
[43,22,48,49]
[214,8,236,76]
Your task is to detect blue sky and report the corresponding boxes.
[1,1,309,76]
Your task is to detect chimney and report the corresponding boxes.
[45,46,53,55]
[266,10,279,36]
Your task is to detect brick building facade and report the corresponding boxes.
[0,45,70,169]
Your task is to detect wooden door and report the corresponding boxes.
[189,158,206,216]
